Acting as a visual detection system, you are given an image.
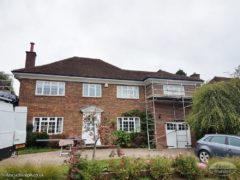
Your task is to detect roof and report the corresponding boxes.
[209,76,232,83]
[12,57,203,82]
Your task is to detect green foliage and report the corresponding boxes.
[233,65,240,78]
[26,123,49,147]
[48,134,67,148]
[0,163,67,180]
[173,155,200,180]
[188,79,240,138]
[112,131,130,147]
[208,157,240,179]
[71,158,107,180]
[0,71,14,93]
[176,69,187,76]
[108,157,147,180]
[18,147,58,155]
[149,156,173,180]
[121,109,148,147]
[129,132,147,147]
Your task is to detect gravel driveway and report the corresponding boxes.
[0,148,194,166]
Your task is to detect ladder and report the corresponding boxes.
[145,83,156,150]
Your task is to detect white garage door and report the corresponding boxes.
[165,122,191,148]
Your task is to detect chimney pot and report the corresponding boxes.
[30,42,35,52]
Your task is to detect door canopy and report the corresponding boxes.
[80,105,104,113]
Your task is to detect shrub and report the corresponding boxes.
[129,132,147,147]
[112,131,130,147]
[26,132,49,147]
[0,163,67,180]
[48,134,67,148]
[108,157,147,179]
[149,156,172,180]
[173,155,200,180]
[70,158,106,180]
[208,157,240,179]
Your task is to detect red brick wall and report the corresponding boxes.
[154,102,191,149]
[18,79,145,137]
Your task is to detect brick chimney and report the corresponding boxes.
[190,73,200,80]
[25,42,36,68]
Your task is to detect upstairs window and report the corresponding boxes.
[117,117,141,133]
[163,84,185,96]
[36,81,65,96]
[83,83,102,97]
[117,86,139,99]
[33,117,64,134]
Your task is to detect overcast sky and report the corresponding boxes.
[1,0,239,94]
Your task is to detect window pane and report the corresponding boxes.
[83,84,88,96]
[229,137,240,147]
[56,118,63,133]
[89,84,95,96]
[117,86,139,99]
[58,82,65,95]
[135,118,140,132]
[33,118,40,132]
[36,81,43,95]
[96,85,101,97]
[211,136,226,145]
[43,82,50,95]
[51,82,58,95]
[48,118,56,134]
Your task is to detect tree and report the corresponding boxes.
[188,79,240,138]
[232,65,240,78]
[83,112,115,160]
[0,71,14,93]
[176,69,187,76]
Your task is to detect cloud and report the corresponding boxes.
[0,0,239,94]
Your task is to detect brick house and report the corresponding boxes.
[12,43,203,149]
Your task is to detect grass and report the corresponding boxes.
[0,163,68,180]
[17,147,59,155]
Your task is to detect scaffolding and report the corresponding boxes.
[145,81,197,150]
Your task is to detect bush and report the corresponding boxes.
[108,157,147,179]
[173,155,200,180]
[208,157,240,179]
[129,132,147,147]
[0,163,67,180]
[149,156,172,180]
[71,158,106,180]
[112,131,130,147]
[48,134,67,148]
[26,131,49,148]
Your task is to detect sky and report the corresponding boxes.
[1,0,239,95]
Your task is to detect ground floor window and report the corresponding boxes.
[33,117,64,134]
[117,117,140,133]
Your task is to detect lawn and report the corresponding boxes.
[17,147,59,155]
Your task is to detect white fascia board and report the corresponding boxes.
[13,73,145,86]
[144,78,203,86]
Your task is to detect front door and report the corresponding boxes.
[82,112,101,145]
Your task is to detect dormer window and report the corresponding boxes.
[35,80,65,96]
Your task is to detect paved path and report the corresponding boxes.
[0,148,194,166]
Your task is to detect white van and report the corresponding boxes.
[0,91,27,160]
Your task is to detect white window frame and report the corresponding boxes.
[117,117,141,133]
[35,80,65,96]
[163,84,185,96]
[32,117,64,135]
[82,83,102,97]
[117,86,139,99]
